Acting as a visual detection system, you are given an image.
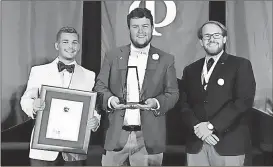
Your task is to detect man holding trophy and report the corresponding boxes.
[94,8,179,166]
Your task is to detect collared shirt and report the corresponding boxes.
[107,43,160,125]
[123,43,150,126]
[56,57,76,88]
[201,50,224,86]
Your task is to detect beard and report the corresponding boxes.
[130,34,152,48]
[203,42,224,56]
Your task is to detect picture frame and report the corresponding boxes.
[31,85,97,154]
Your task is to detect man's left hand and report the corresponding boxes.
[136,98,157,110]
[194,122,213,140]
[87,116,99,131]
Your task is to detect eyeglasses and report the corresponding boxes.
[202,33,223,40]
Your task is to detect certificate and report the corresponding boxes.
[31,85,97,154]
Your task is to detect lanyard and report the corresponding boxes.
[201,58,217,85]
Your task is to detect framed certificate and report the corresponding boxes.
[31,85,97,154]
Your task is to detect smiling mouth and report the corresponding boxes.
[208,43,218,47]
[137,35,146,38]
[65,50,76,54]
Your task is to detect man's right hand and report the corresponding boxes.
[110,96,126,110]
[204,134,220,146]
[33,98,45,115]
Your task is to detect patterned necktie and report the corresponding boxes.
[207,58,215,71]
[57,61,75,73]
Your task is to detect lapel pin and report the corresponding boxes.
[217,78,224,86]
[120,57,122,59]
[152,54,159,60]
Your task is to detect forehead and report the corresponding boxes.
[202,23,222,34]
[59,33,78,41]
[130,17,151,25]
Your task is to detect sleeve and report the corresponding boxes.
[20,67,40,119]
[209,59,256,133]
[153,55,179,116]
[180,66,201,129]
[94,52,114,111]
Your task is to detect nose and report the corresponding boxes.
[138,27,144,33]
[208,37,216,42]
[67,42,73,48]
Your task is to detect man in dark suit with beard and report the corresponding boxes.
[180,20,256,166]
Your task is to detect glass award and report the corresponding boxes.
[120,66,143,109]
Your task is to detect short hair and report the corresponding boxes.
[127,7,154,28]
[56,26,80,42]
[197,20,227,40]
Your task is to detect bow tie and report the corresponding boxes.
[57,61,75,73]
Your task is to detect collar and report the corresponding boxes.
[55,57,76,65]
[205,50,224,63]
[130,43,151,55]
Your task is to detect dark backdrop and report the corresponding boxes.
[81,1,226,146]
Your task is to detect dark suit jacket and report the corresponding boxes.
[180,52,256,156]
[94,44,179,154]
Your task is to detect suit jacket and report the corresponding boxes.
[180,52,256,156]
[94,44,179,154]
[20,58,100,161]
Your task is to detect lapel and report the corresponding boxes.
[140,45,158,99]
[117,44,159,100]
[46,59,62,87]
[194,58,206,94]
[207,52,229,89]
[118,45,130,94]
[69,64,84,90]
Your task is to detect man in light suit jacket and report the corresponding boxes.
[180,21,256,166]
[94,8,179,166]
[20,27,101,166]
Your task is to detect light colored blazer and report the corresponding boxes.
[20,58,101,161]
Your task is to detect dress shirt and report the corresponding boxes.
[201,50,224,86]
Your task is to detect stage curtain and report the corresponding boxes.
[101,1,209,78]
[1,1,83,130]
[226,1,272,116]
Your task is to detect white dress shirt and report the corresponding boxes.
[107,43,160,126]
[56,57,76,88]
[122,44,151,126]
[201,50,224,88]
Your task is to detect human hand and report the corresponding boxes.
[87,116,99,131]
[33,98,45,115]
[194,122,213,140]
[204,134,220,146]
[136,98,157,110]
[110,96,126,110]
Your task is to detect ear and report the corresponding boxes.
[55,42,59,50]
[223,36,227,44]
[199,39,204,47]
[77,43,81,52]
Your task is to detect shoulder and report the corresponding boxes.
[152,46,175,64]
[185,57,204,71]
[30,62,54,73]
[78,65,96,79]
[106,45,129,58]
[227,54,250,63]
[226,54,252,68]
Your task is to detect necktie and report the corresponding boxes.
[57,61,75,73]
[207,58,215,71]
